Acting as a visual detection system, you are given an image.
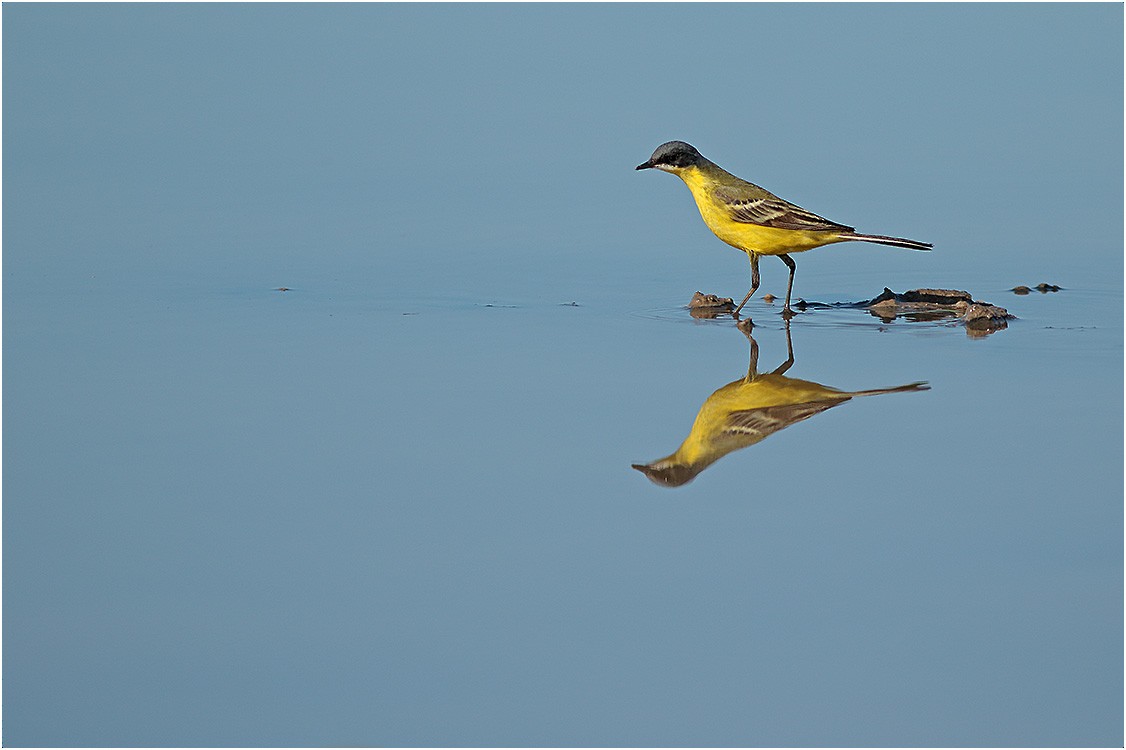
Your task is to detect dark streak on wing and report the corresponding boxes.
[724,400,845,440]
[716,188,853,232]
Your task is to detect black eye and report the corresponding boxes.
[670,152,695,168]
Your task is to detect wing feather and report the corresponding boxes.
[724,401,845,440]
[714,186,853,232]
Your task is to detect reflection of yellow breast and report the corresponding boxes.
[680,169,846,256]
[677,375,848,463]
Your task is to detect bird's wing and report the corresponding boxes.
[714,186,853,232]
[723,400,844,440]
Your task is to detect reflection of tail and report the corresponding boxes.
[843,233,933,251]
[851,381,930,397]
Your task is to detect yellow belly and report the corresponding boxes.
[705,213,845,256]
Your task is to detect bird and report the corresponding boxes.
[632,320,929,487]
[635,141,932,317]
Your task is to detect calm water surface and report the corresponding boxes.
[5,4,1122,747]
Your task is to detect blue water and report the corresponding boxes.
[4,4,1122,747]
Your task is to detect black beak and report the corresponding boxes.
[635,161,653,170]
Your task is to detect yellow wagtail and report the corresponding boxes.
[636,141,932,316]
[633,321,928,487]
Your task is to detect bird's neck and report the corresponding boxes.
[676,160,732,191]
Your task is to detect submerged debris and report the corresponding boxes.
[865,288,1013,335]
[1012,282,1062,294]
[687,286,1014,335]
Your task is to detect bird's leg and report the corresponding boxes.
[772,318,795,375]
[733,252,760,316]
[736,319,760,381]
[779,254,797,318]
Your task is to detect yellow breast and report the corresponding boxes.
[679,169,845,256]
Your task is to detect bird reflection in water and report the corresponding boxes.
[633,320,929,487]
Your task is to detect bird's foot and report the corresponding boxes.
[781,307,797,320]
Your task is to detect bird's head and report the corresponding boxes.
[631,458,701,487]
[635,141,704,173]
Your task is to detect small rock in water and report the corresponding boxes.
[1012,283,1061,294]
[963,302,1013,335]
[688,291,734,310]
[688,291,735,319]
[762,293,777,303]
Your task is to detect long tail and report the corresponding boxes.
[842,232,933,251]
[851,381,931,397]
